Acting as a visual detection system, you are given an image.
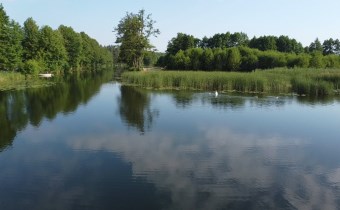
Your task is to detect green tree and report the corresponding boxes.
[173,50,190,70]
[249,36,277,51]
[58,25,83,70]
[39,26,67,73]
[115,9,160,70]
[79,32,99,69]
[230,32,249,47]
[213,48,227,70]
[276,35,303,53]
[308,38,323,53]
[238,46,259,71]
[226,47,241,71]
[186,48,203,70]
[7,20,23,71]
[309,52,325,68]
[166,33,199,55]
[0,4,10,71]
[322,38,340,55]
[201,48,214,70]
[0,5,23,71]
[22,17,40,61]
[143,50,161,67]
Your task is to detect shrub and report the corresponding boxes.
[21,59,44,75]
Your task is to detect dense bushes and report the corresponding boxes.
[157,46,340,71]
[158,31,340,71]
[22,59,44,75]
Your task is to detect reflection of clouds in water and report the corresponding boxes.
[69,127,339,209]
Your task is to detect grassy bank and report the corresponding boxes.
[0,72,55,91]
[121,68,340,96]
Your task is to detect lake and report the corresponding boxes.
[1,71,340,210]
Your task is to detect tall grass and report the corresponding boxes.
[121,68,340,96]
[0,71,54,91]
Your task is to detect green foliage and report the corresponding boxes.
[201,48,214,70]
[0,4,113,76]
[160,32,340,72]
[213,48,227,70]
[173,50,190,70]
[21,59,44,75]
[186,48,203,70]
[322,38,340,55]
[240,53,258,71]
[143,51,162,67]
[158,45,340,71]
[0,71,54,91]
[115,9,160,70]
[22,17,40,61]
[167,33,199,55]
[308,38,323,53]
[58,25,83,70]
[309,52,325,68]
[199,32,249,49]
[0,5,23,71]
[0,4,10,71]
[39,26,67,73]
[249,36,277,51]
[6,20,23,71]
[226,48,241,71]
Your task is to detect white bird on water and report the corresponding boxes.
[215,90,218,97]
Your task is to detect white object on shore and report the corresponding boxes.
[39,73,53,78]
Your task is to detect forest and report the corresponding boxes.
[0,4,112,75]
[157,32,340,71]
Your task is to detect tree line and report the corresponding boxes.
[0,4,113,75]
[157,32,340,71]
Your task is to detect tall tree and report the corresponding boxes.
[6,20,23,71]
[322,38,340,55]
[0,4,9,71]
[226,47,241,71]
[230,32,249,47]
[115,9,160,70]
[201,48,214,70]
[22,17,40,61]
[0,4,22,71]
[308,38,323,53]
[166,33,199,55]
[58,25,83,70]
[39,26,67,73]
[249,36,277,51]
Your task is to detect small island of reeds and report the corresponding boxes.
[121,68,340,96]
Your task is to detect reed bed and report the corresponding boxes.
[121,68,340,96]
[0,71,54,91]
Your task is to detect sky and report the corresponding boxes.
[2,0,340,52]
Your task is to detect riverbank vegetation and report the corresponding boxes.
[0,4,112,77]
[157,32,340,71]
[121,68,340,96]
[0,71,55,91]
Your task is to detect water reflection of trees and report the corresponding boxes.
[118,86,159,134]
[170,92,292,110]
[296,95,340,105]
[172,91,195,108]
[0,71,113,151]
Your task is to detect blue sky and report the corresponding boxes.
[2,0,340,52]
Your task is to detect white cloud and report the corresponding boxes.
[68,126,339,209]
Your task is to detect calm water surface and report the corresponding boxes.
[1,72,340,210]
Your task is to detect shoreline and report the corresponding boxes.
[0,72,55,91]
[121,68,340,96]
